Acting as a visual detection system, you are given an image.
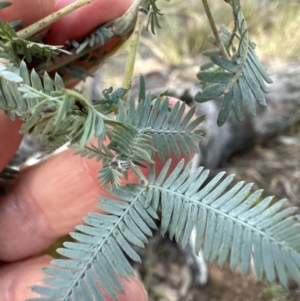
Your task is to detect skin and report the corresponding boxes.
[0,1,193,300]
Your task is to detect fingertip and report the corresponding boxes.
[0,255,148,301]
[118,276,148,301]
[102,276,148,301]
[0,255,52,301]
[0,149,112,262]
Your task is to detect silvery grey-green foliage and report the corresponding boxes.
[27,160,300,300]
[110,92,204,161]
[68,25,114,54]
[146,0,163,34]
[74,80,204,188]
[0,60,106,151]
[0,2,11,9]
[0,0,299,300]
[0,20,70,64]
[195,0,273,126]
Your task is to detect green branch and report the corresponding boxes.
[17,0,98,40]
[201,0,229,59]
[132,164,149,187]
[122,7,148,101]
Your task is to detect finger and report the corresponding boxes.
[0,255,148,301]
[157,96,199,169]
[0,0,54,26]
[0,143,144,261]
[0,111,23,171]
[0,148,109,261]
[46,0,132,45]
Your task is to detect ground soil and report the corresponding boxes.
[135,236,299,301]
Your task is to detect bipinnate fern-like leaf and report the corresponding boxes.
[97,166,124,189]
[110,92,205,162]
[28,183,158,301]
[0,20,70,64]
[0,60,106,151]
[72,144,113,164]
[12,37,70,63]
[66,73,204,190]
[93,86,127,115]
[195,46,272,126]
[146,0,163,34]
[68,24,114,54]
[195,0,273,126]
[95,84,204,189]
[29,159,300,300]
[154,159,300,287]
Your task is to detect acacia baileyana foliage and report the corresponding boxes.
[0,1,299,300]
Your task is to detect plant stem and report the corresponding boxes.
[226,22,237,55]
[224,4,249,94]
[65,89,114,122]
[122,6,148,101]
[17,0,98,40]
[201,0,229,59]
[132,165,148,187]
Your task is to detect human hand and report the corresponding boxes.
[0,1,148,300]
[1,0,135,87]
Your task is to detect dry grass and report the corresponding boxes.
[142,0,300,65]
[94,0,300,91]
